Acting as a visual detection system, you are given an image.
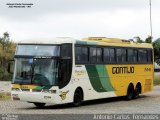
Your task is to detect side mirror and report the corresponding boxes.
[8,60,15,74]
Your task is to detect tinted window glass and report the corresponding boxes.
[61,44,72,58]
[143,50,147,62]
[90,48,97,63]
[148,49,153,62]
[81,47,89,62]
[127,49,134,62]
[116,49,122,62]
[122,49,127,62]
[133,50,138,62]
[138,49,147,62]
[97,48,103,63]
[75,47,81,62]
[76,46,152,64]
[110,49,115,62]
[138,50,143,62]
[104,48,110,62]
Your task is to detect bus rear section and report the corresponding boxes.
[75,38,154,101]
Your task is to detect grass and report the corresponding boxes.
[154,75,160,85]
[0,92,11,100]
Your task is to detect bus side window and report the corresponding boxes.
[116,48,122,62]
[122,49,127,62]
[127,49,134,63]
[104,48,110,63]
[110,48,115,63]
[138,49,147,63]
[81,47,89,63]
[97,48,103,63]
[75,47,81,62]
[143,50,147,62]
[148,49,153,63]
[138,49,142,62]
[90,48,97,63]
[133,49,138,62]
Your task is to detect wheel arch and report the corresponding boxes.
[128,82,134,88]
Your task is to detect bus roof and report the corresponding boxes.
[18,37,153,49]
[79,37,153,49]
[18,37,76,44]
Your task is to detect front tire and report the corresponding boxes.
[33,103,46,108]
[73,89,83,106]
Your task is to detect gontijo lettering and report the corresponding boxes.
[112,67,134,74]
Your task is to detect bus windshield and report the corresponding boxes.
[13,58,60,86]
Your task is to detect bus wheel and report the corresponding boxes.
[126,84,134,100]
[33,103,46,108]
[73,88,83,106]
[133,83,141,99]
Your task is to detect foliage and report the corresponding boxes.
[154,76,160,85]
[134,36,152,43]
[0,92,11,100]
[145,36,152,43]
[134,36,159,65]
[134,36,144,43]
[153,38,160,65]
[0,32,16,81]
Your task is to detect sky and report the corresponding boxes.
[0,0,160,42]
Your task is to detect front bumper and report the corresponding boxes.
[11,91,62,104]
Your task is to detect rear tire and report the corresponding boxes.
[126,84,134,100]
[73,89,83,106]
[133,84,141,99]
[33,103,46,108]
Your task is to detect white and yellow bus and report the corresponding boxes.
[11,37,154,107]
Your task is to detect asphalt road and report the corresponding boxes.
[0,86,160,114]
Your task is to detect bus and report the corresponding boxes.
[10,37,154,107]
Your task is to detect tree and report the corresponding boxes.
[0,32,16,81]
[0,32,10,49]
[153,38,160,65]
[134,36,144,43]
[0,32,12,65]
[145,36,152,43]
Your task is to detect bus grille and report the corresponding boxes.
[21,89,30,91]
[32,89,42,92]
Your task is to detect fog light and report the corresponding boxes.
[42,89,56,94]
[12,94,20,100]
[12,88,20,91]
[50,90,56,94]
